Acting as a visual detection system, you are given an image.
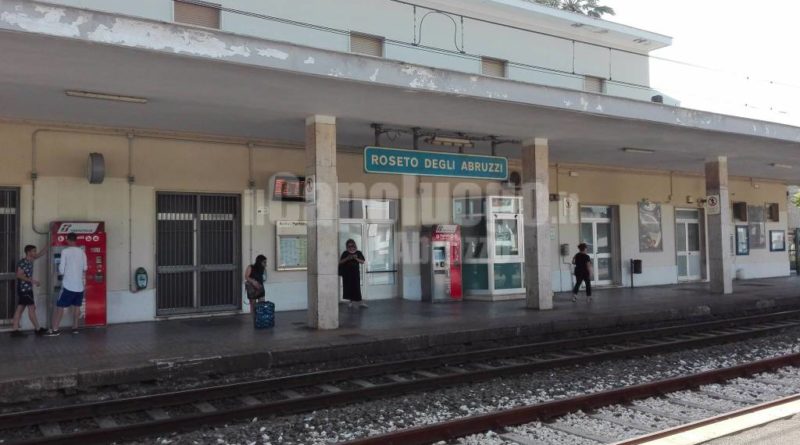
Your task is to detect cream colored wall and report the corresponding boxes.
[1,120,791,324]
[548,166,790,291]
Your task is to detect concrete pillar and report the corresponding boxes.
[305,115,339,329]
[522,138,553,310]
[705,156,733,294]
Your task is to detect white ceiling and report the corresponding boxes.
[1,31,799,182]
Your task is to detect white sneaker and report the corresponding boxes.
[348,301,353,308]
[359,302,368,308]
[571,294,577,302]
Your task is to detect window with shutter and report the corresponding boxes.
[174,1,220,29]
[481,57,507,78]
[350,33,384,57]
[584,76,606,93]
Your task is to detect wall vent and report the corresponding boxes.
[174,1,220,29]
[350,33,384,57]
[584,75,606,93]
[481,57,507,78]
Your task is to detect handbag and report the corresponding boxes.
[245,281,263,299]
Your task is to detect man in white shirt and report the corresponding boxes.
[47,233,87,336]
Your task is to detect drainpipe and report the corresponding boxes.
[30,129,50,235]
[128,133,137,293]
[247,142,255,265]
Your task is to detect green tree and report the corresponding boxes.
[525,0,616,18]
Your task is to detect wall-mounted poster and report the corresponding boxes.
[770,230,786,252]
[748,205,766,249]
[736,225,749,255]
[638,202,663,252]
[276,221,307,271]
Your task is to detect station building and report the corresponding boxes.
[0,0,796,330]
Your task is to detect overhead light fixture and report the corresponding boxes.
[622,147,655,154]
[426,136,474,148]
[770,163,792,169]
[65,90,148,104]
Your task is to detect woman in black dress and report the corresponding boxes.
[339,239,366,308]
[245,255,267,322]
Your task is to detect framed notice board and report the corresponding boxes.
[276,221,307,271]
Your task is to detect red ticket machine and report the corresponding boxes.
[421,225,462,302]
[49,222,107,327]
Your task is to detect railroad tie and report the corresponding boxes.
[442,366,469,374]
[628,403,698,422]
[350,379,376,388]
[698,389,766,404]
[665,396,728,413]
[497,359,526,366]
[546,420,618,443]
[279,389,304,399]
[94,416,119,429]
[194,402,218,413]
[39,423,63,437]
[498,432,550,445]
[588,412,657,432]
[238,395,261,406]
[317,384,343,393]
[413,370,440,379]
[146,409,171,421]
[385,374,409,383]
[472,363,498,370]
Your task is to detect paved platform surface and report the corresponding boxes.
[2,277,800,397]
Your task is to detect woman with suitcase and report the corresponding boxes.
[245,255,268,324]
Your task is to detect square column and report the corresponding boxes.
[705,156,733,294]
[305,115,339,329]
[522,138,553,310]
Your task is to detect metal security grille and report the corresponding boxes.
[0,188,19,322]
[156,193,240,315]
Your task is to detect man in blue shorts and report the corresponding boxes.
[47,233,87,336]
[10,244,48,337]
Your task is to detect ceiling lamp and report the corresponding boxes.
[426,136,474,148]
[621,147,655,154]
[65,90,148,104]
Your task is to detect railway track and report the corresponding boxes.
[2,310,800,445]
[339,353,800,445]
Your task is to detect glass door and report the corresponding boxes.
[580,206,614,286]
[676,209,702,281]
[339,200,399,301]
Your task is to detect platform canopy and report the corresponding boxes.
[1,0,799,181]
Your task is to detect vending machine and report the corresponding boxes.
[49,221,107,327]
[421,225,462,302]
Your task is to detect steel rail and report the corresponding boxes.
[2,311,799,444]
[2,310,796,430]
[336,352,800,445]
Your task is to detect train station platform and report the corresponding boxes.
[2,276,800,400]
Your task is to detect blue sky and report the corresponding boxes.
[607,0,800,125]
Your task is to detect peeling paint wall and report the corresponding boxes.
[19,0,656,99]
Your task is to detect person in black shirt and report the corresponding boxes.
[11,244,48,337]
[572,243,593,302]
[339,239,366,308]
[245,255,267,323]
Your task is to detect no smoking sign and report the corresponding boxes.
[705,194,721,215]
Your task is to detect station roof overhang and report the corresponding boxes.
[1,0,799,182]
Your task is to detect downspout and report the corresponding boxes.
[128,133,137,293]
[30,129,50,235]
[247,142,255,265]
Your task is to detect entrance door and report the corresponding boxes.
[580,206,614,286]
[339,199,398,301]
[156,193,241,315]
[676,209,703,281]
[0,188,19,324]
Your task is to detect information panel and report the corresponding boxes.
[276,221,307,271]
[364,146,508,180]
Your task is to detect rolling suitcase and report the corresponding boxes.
[254,301,275,329]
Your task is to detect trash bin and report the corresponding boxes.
[631,259,643,274]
